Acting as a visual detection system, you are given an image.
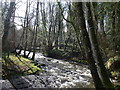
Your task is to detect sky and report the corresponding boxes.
[15,0,26,29]
[4,0,119,29]
[14,0,68,30]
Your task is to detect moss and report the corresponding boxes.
[2,54,42,78]
[71,58,88,64]
[106,56,120,81]
[114,82,120,86]
[111,71,117,76]
[114,82,120,90]
[106,56,120,69]
[109,56,120,62]
[9,54,30,62]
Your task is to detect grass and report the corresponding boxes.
[2,54,42,79]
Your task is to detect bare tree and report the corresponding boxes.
[2,1,16,53]
[31,1,39,60]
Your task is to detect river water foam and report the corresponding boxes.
[1,50,94,89]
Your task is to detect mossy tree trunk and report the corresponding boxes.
[74,2,104,89]
[87,2,114,88]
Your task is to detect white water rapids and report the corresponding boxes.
[1,50,94,89]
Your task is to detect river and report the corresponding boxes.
[1,50,94,89]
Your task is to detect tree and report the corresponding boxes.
[58,2,83,52]
[2,1,15,52]
[31,1,39,60]
[0,2,4,71]
[113,2,120,55]
[87,2,114,88]
[73,2,104,89]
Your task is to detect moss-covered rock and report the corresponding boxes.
[106,56,120,80]
[106,56,120,71]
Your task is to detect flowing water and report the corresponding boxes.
[1,50,94,89]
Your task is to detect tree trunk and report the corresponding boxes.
[115,2,120,55]
[100,18,106,38]
[23,0,30,57]
[87,2,114,88]
[74,2,104,89]
[2,1,15,52]
[31,1,39,60]
[0,5,3,70]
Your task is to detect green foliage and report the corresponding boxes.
[47,49,87,64]
[47,49,72,59]
[71,58,88,64]
[111,71,117,77]
[106,56,120,70]
[47,49,65,59]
